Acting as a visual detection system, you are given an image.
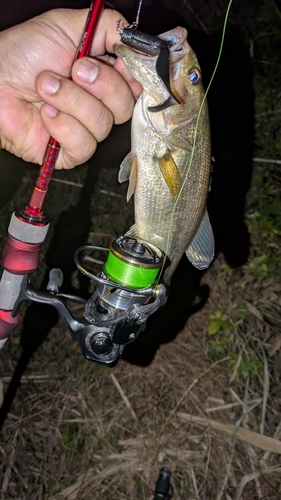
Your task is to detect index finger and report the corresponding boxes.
[78,8,142,99]
[90,9,128,55]
[61,8,128,57]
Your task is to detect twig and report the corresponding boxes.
[206,398,261,414]
[252,157,281,165]
[100,189,122,198]
[158,356,231,438]
[198,430,211,495]
[110,374,139,424]
[235,466,281,500]
[206,401,241,413]
[51,177,83,187]
[177,412,281,454]
[261,420,281,467]
[260,346,270,435]
[229,388,243,405]
[190,466,199,499]
[1,428,20,497]
[60,418,96,423]
[216,446,234,500]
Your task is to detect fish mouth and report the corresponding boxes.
[114,26,189,63]
[160,26,189,52]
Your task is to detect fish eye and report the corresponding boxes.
[188,68,201,85]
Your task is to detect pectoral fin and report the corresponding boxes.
[185,210,214,270]
[157,151,182,199]
[118,152,138,202]
[118,152,132,183]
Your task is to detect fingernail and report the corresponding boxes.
[76,59,99,83]
[44,104,58,117]
[41,75,60,94]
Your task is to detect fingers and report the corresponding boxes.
[37,57,138,127]
[72,57,137,123]
[90,9,142,99]
[38,68,115,139]
[40,102,98,170]
[42,8,142,99]
[87,9,129,55]
[36,56,138,169]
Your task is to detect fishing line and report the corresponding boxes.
[157,0,233,284]
[129,0,143,28]
[104,251,160,288]
[135,0,143,28]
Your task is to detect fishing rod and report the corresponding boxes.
[0,0,105,349]
[25,0,105,220]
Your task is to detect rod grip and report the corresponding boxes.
[0,213,50,347]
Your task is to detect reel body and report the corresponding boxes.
[78,236,166,364]
[14,236,167,366]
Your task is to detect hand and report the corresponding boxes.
[0,8,141,169]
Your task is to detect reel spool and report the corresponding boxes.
[100,236,163,309]
[75,236,164,310]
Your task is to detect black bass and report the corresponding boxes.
[114,27,214,285]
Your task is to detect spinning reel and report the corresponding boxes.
[13,235,167,366]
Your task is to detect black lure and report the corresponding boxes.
[120,27,180,112]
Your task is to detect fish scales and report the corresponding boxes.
[115,27,214,284]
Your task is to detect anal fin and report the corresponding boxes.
[185,210,214,270]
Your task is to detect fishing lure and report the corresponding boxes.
[117,20,180,111]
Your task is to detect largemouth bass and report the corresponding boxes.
[114,27,214,285]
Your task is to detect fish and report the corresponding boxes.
[114,26,214,285]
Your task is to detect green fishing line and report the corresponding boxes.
[158,0,233,283]
[105,250,161,289]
